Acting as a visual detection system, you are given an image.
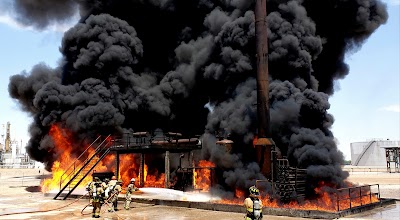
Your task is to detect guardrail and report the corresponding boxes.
[342,167,388,173]
[0,164,36,169]
[336,184,380,212]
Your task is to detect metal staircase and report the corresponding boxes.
[53,135,112,200]
[354,140,376,166]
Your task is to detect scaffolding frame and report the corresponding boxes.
[384,147,400,173]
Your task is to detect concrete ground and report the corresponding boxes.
[0,168,399,220]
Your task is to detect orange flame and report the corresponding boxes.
[193,160,215,191]
[217,181,379,212]
[42,126,379,212]
[41,125,168,193]
[41,124,109,192]
[253,135,258,148]
[118,154,139,187]
[235,188,245,198]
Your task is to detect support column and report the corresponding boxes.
[165,151,170,188]
[140,153,145,187]
[386,148,391,173]
[115,152,120,179]
[395,148,400,173]
[190,151,195,190]
[189,152,194,168]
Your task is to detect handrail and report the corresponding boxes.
[64,139,109,190]
[354,140,376,166]
[336,184,380,211]
[58,136,101,190]
[110,132,202,149]
[62,143,112,200]
[80,135,110,168]
[54,135,112,200]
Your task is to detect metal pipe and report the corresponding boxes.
[254,0,275,180]
[377,184,380,200]
[271,150,277,194]
[255,0,270,138]
[140,153,145,187]
[369,185,372,203]
[115,152,120,180]
[165,151,170,188]
[349,188,352,209]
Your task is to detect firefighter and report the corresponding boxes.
[104,177,115,198]
[109,176,117,186]
[102,178,110,190]
[86,176,100,204]
[108,179,123,212]
[244,186,263,220]
[124,178,138,210]
[92,179,106,218]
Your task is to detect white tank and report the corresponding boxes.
[351,140,400,166]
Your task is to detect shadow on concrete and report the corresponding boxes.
[25,186,41,192]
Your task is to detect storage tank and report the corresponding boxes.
[350,140,400,166]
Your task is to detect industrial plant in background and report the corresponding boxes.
[0,122,35,168]
[351,139,400,173]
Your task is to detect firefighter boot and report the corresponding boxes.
[124,200,130,210]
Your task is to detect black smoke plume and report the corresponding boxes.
[12,0,78,29]
[8,0,387,197]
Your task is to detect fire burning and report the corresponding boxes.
[143,167,165,188]
[217,181,379,212]
[193,160,215,192]
[42,125,207,192]
[42,124,380,213]
[41,124,110,192]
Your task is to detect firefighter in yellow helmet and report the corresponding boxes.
[91,178,106,218]
[102,178,110,190]
[109,176,117,186]
[108,179,123,212]
[124,178,138,210]
[105,176,117,198]
[86,176,100,205]
[244,186,263,220]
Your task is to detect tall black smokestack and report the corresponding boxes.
[254,0,274,178]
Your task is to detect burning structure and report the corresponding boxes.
[7,0,389,213]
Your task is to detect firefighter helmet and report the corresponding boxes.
[94,177,100,182]
[249,186,260,197]
[111,176,117,180]
[130,178,136,182]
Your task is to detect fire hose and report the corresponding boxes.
[0,189,153,219]
[0,192,89,217]
[0,190,126,219]
[81,190,126,220]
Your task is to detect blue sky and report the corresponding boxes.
[0,1,399,160]
[329,2,400,159]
